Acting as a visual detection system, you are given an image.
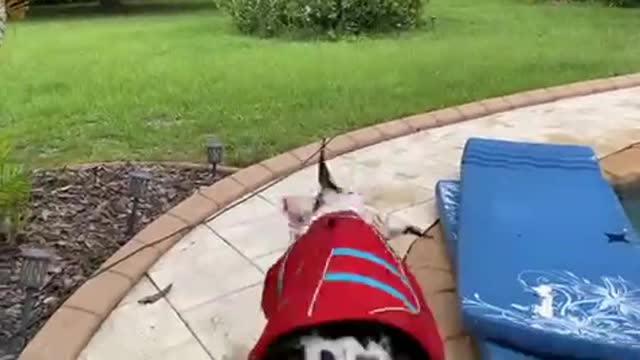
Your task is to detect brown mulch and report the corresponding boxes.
[0,163,221,358]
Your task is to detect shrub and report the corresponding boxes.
[604,0,640,6]
[224,0,425,38]
[0,141,31,245]
[568,0,640,6]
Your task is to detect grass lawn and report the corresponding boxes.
[1,0,639,168]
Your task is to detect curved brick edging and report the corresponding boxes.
[19,73,640,360]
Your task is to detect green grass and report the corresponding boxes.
[1,0,639,167]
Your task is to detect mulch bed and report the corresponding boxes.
[0,163,222,359]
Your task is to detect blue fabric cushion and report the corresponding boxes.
[455,138,640,359]
[436,179,546,360]
[435,180,461,267]
[477,342,545,360]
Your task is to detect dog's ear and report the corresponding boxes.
[281,196,316,231]
[318,138,341,194]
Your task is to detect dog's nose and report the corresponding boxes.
[320,349,335,360]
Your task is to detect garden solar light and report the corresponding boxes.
[126,170,152,237]
[206,136,224,176]
[16,247,51,345]
[128,170,152,199]
[0,262,11,286]
[19,247,51,290]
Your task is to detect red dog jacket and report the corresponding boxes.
[250,211,445,360]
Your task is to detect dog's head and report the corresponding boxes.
[281,140,420,241]
[281,140,374,240]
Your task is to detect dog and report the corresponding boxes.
[249,141,445,360]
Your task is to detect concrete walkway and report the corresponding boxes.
[77,86,640,360]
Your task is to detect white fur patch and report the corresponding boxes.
[299,335,392,360]
[282,191,398,242]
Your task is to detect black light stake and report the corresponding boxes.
[126,170,152,237]
[17,248,51,345]
[206,136,224,177]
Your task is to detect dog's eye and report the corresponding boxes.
[320,349,335,360]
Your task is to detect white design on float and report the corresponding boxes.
[463,270,640,347]
[532,284,554,319]
[438,181,459,243]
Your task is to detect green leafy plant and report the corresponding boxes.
[565,0,640,6]
[0,141,31,246]
[224,0,425,38]
[604,0,640,6]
